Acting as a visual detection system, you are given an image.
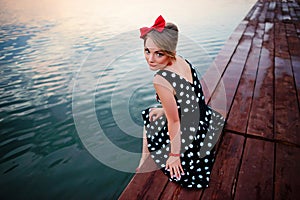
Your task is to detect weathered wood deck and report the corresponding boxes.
[119,0,300,199]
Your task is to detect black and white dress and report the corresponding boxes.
[141,60,225,189]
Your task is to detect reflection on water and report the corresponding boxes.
[0,0,256,199]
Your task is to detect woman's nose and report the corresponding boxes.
[148,53,154,62]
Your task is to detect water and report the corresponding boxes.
[0,0,256,199]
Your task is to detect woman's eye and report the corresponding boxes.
[144,49,150,54]
[156,53,164,57]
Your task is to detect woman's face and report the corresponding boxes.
[144,37,170,71]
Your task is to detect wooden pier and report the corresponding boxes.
[119,0,300,199]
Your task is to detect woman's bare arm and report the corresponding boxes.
[154,80,184,179]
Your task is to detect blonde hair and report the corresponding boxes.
[143,22,179,61]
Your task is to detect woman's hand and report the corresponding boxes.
[149,107,164,122]
[166,156,184,180]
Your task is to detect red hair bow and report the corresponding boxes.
[140,15,166,38]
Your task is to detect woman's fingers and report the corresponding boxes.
[174,166,179,179]
[169,165,182,180]
[169,169,173,179]
[176,166,182,179]
[166,162,175,178]
[149,109,153,121]
[149,108,157,122]
[149,108,164,122]
[179,164,184,175]
[166,164,173,178]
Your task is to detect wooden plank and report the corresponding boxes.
[291,55,300,106]
[247,20,274,139]
[289,4,297,21]
[201,132,245,200]
[266,2,276,21]
[245,1,260,20]
[142,170,169,200]
[296,8,300,20]
[159,181,181,200]
[276,0,283,21]
[226,22,263,133]
[273,21,300,146]
[246,1,263,21]
[274,56,300,145]
[258,0,269,23]
[118,171,156,200]
[274,143,300,200]
[209,35,252,118]
[177,187,203,200]
[118,157,159,200]
[234,138,274,200]
[201,21,248,103]
[286,23,300,115]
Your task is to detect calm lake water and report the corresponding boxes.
[0,0,255,199]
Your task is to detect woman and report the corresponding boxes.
[137,15,225,189]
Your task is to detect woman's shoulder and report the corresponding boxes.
[153,71,170,84]
[153,71,175,94]
[177,55,193,65]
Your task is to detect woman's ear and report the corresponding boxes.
[167,57,173,66]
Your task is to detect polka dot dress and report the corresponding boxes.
[142,60,225,189]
